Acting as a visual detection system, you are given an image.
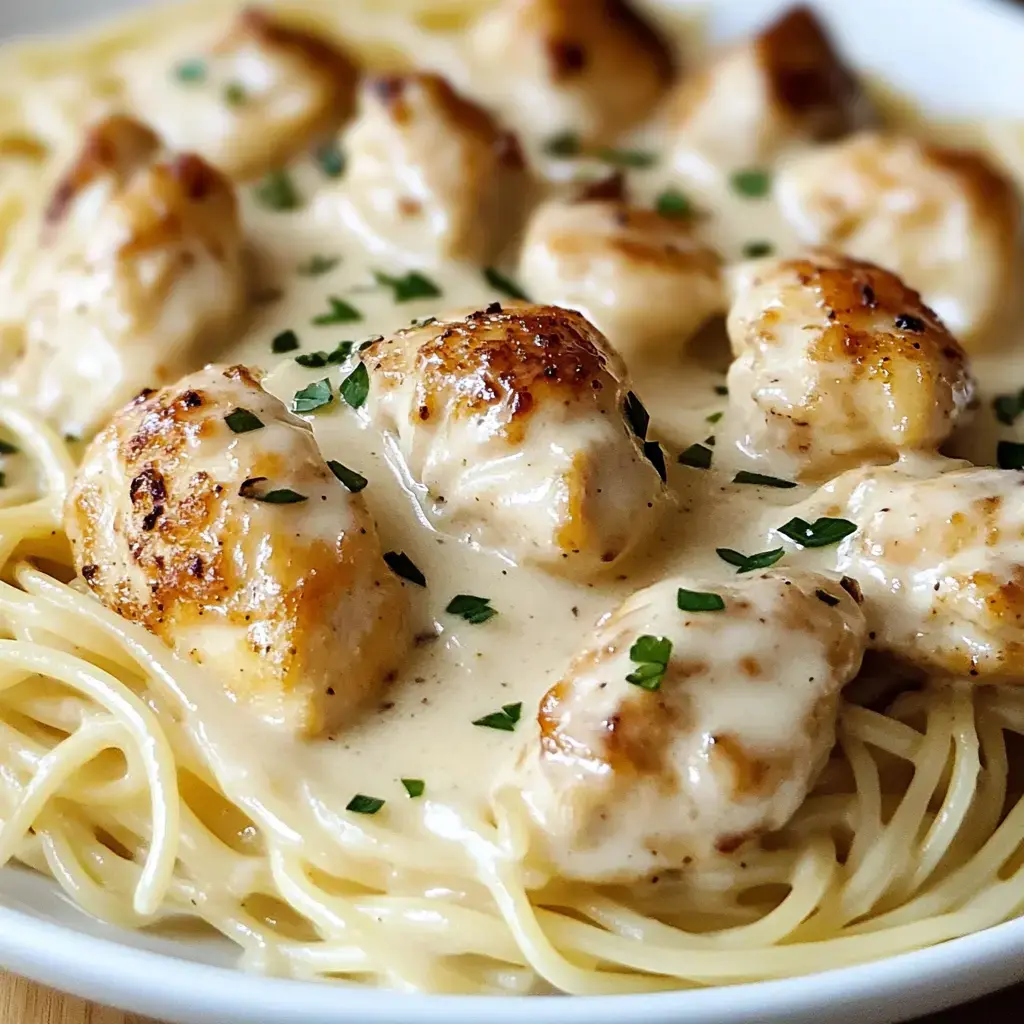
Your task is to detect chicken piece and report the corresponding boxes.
[517,191,724,359]
[362,304,664,576]
[725,251,974,481]
[775,132,1020,343]
[327,73,529,264]
[466,0,674,145]
[665,6,869,173]
[0,115,245,440]
[506,569,866,882]
[807,460,1024,681]
[64,365,409,737]
[130,7,358,180]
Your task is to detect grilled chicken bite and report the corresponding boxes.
[64,365,408,737]
[130,7,358,179]
[726,251,974,481]
[517,192,724,359]
[506,570,866,882]
[808,461,1024,681]
[0,115,245,440]
[665,6,869,173]
[362,304,664,575]
[327,73,529,264]
[776,132,1020,342]
[466,0,674,145]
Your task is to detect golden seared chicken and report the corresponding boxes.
[64,365,408,737]
[0,115,245,440]
[505,570,866,882]
[517,190,724,359]
[466,0,674,145]
[725,251,974,481]
[129,7,358,179]
[775,133,1020,342]
[665,6,869,173]
[806,460,1024,681]
[362,304,664,576]
[326,73,530,264]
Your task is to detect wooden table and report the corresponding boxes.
[2,970,1022,1023]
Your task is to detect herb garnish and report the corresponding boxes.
[296,352,328,368]
[295,341,352,368]
[472,702,522,732]
[778,516,857,548]
[0,471,5,487]
[655,188,693,219]
[446,594,497,624]
[624,391,650,439]
[340,362,370,408]
[312,296,361,325]
[0,440,18,455]
[297,255,339,277]
[272,329,300,353]
[384,551,426,587]
[677,588,725,612]
[731,169,771,198]
[706,411,724,424]
[626,635,672,691]
[733,471,796,489]
[742,240,775,259]
[401,779,425,798]
[483,267,530,301]
[716,547,784,574]
[815,589,840,607]
[173,58,206,83]
[993,389,1024,426]
[238,478,308,504]
[292,378,334,413]
[373,270,442,303]
[327,460,368,492]
[997,440,1024,470]
[714,385,729,396]
[253,169,300,211]
[314,140,345,178]
[223,82,247,105]
[346,794,385,814]
[543,131,581,158]
[224,408,264,434]
[411,316,438,328]
[644,440,667,482]
[595,147,656,168]
[678,443,713,469]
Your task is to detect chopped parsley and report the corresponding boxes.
[223,82,247,106]
[778,516,857,548]
[328,341,354,363]
[678,443,712,469]
[296,255,340,277]
[0,471,5,487]
[411,316,438,328]
[626,634,672,691]
[384,551,426,587]
[359,336,383,351]
[312,296,361,326]
[346,794,385,814]
[706,411,724,424]
[677,588,725,613]
[714,384,729,396]
[997,440,1024,470]
[483,266,530,301]
[314,140,345,178]
[446,594,497,624]
[401,778,425,798]
[816,589,840,607]
[731,168,771,198]
[253,169,300,211]
[238,478,308,504]
[340,362,370,409]
[472,702,522,732]
[292,378,334,414]
[374,270,441,302]
[993,389,1024,426]
[224,408,264,434]
[0,440,18,456]
[595,147,656,168]
[543,131,581,158]
[742,240,775,259]
[623,390,650,440]
[644,440,667,482]
[295,341,352,368]
[655,188,693,219]
[733,471,796,489]
[716,547,784,574]
[296,351,328,368]
[327,460,368,492]
[271,329,300,353]
[173,58,206,83]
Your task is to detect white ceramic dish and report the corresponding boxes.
[2,0,1024,1021]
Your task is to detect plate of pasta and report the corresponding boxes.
[2,0,1024,1021]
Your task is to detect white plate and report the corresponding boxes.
[2,0,1024,1021]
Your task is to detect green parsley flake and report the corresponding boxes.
[733,471,796,489]
[706,411,724,424]
[173,58,206,83]
[340,362,370,409]
[655,188,693,219]
[312,296,361,326]
[626,634,672,691]
[815,589,840,607]
[543,131,581,158]
[716,547,784,574]
[0,470,5,487]
[595,147,656,168]
[677,588,725,613]
[998,440,1024,470]
[472,702,522,732]
[297,255,340,277]
[346,794,385,814]
[328,341,353,363]
[993,389,1024,426]
[624,391,650,440]
[742,240,775,259]
[714,384,729,396]
[384,551,426,587]
[731,168,771,198]
[238,478,308,504]
[224,408,264,434]
[401,779,425,798]
[292,378,334,414]
[0,440,18,456]
[374,270,442,302]
[483,266,530,301]
[778,516,857,549]
[271,329,300,354]
[328,460,368,492]
[223,82,247,105]
[314,140,345,178]
[643,440,667,482]
[678,443,713,469]
[446,594,497,624]
[253,169,300,211]
[412,316,438,328]
[295,351,328,368]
